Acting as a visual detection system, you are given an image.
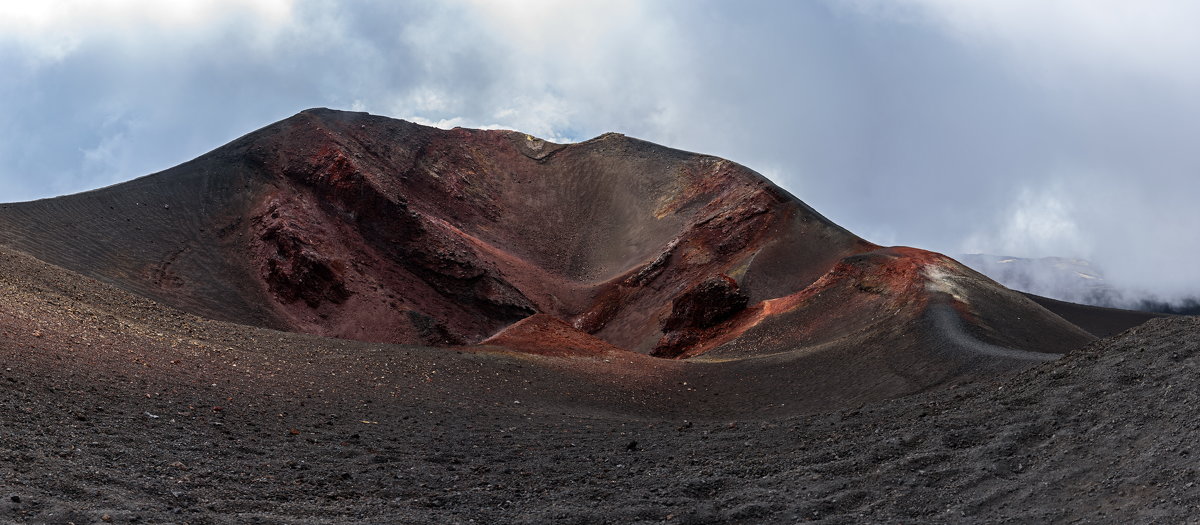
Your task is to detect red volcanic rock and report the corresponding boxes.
[253,198,351,308]
[480,314,631,357]
[679,246,1091,361]
[0,108,1093,369]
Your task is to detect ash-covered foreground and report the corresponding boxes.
[2,244,1199,524]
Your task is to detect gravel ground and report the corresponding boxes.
[4,244,1200,524]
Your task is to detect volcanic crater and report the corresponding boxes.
[2,108,1192,524]
[0,109,1090,370]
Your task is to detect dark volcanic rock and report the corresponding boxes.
[653,275,749,358]
[662,275,749,332]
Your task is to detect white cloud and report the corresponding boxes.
[384,0,694,144]
[0,1,295,66]
[857,0,1200,90]
[963,182,1089,260]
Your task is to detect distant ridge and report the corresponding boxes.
[961,253,1200,316]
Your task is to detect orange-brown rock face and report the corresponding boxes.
[479,314,632,358]
[0,108,1092,361]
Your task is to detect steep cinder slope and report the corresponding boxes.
[1026,293,1168,338]
[0,145,276,329]
[0,108,1092,376]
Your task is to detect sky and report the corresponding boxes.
[1,0,1197,303]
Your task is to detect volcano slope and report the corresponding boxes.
[0,108,1091,411]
